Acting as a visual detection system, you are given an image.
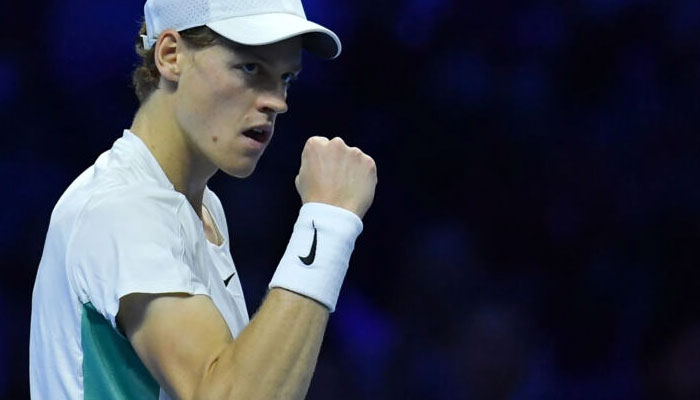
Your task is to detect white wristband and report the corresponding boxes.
[269,202,363,312]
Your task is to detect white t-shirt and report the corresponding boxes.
[30,130,249,400]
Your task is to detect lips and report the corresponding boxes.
[242,125,272,144]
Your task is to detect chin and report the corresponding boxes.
[220,163,257,179]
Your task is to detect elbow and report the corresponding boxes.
[192,349,235,400]
[193,349,286,400]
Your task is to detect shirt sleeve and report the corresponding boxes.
[68,187,209,330]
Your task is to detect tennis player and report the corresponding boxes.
[29,0,377,399]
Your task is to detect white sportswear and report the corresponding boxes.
[30,130,249,400]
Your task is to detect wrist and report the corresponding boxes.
[301,198,363,219]
[269,203,363,312]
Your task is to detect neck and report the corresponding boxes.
[129,93,217,217]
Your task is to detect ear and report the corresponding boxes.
[154,29,182,83]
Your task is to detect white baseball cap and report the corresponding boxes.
[142,0,342,59]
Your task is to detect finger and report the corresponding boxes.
[329,137,346,147]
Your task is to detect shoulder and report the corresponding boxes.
[47,166,192,257]
[52,150,188,230]
[67,185,210,328]
[64,183,192,263]
[80,184,187,228]
[67,184,203,302]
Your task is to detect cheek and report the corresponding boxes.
[205,94,250,145]
[177,71,247,136]
[175,77,211,133]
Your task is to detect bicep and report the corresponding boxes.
[117,293,233,400]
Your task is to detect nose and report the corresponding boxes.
[257,88,288,115]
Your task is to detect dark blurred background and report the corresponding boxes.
[2,0,700,398]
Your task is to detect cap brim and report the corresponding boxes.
[207,13,341,59]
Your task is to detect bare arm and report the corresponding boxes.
[118,137,377,399]
[118,288,328,400]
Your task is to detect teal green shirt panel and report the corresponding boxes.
[81,302,160,400]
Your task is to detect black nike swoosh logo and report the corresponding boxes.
[298,221,317,266]
[224,272,235,287]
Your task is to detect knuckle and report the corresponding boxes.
[304,136,328,152]
[330,137,346,146]
[307,136,328,145]
[366,157,377,172]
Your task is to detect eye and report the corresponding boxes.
[238,63,260,74]
[282,72,299,86]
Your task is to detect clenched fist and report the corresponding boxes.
[295,137,377,219]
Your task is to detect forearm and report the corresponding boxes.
[196,288,329,400]
[195,202,365,399]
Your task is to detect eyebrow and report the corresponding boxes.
[230,43,303,73]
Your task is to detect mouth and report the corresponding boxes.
[242,125,272,144]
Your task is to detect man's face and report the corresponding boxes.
[173,36,303,178]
